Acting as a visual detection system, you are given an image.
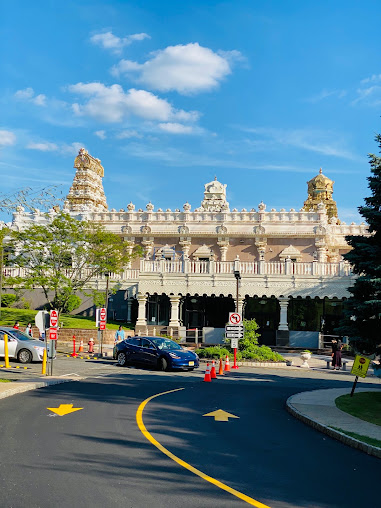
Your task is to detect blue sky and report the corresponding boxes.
[1,0,381,222]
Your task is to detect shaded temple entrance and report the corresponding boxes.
[181,295,235,330]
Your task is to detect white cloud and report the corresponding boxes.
[305,89,347,103]
[116,130,143,139]
[26,140,85,155]
[14,87,46,106]
[111,42,244,94]
[239,127,357,160]
[61,142,86,155]
[94,130,106,139]
[0,130,16,146]
[352,74,381,106]
[26,142,58,151]
[90,31,150,54]
[68,82,199,123]
[360,74,381,85]
[158,123,198,134]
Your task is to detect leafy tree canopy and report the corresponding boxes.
[338,134,381,355]
[8,211,142,315]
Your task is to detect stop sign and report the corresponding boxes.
[50,310,58,328]
[100,308,106,322]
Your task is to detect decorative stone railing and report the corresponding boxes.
[139,260,353,277]
[2,260,353,282]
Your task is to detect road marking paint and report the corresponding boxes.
[203,409,239,421]
[47,403,83,416]
[136,388,271,508]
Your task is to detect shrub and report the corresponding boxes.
[1,294,17,307]
[195,346,232,359]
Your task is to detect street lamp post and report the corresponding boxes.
[234,270,241,313]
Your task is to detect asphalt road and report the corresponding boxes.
[0,365,379,508]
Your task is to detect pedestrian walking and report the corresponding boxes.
[331,338,343,370]
[13,321,19,329]
[115,325,125,343]
[25,322,33,337]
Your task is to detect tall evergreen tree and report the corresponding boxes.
[339,135,381,355]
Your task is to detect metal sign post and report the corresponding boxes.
[49,310,58,376]
[350,355,371,397]
[226,315,243,370]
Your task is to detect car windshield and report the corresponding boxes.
[7,330,33,341]
[150,338,182,351]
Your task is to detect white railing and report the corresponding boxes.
[2,260,353,281]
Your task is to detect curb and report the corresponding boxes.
[199,359,289,368]
[0,377,81,400]
[286,394,381,459]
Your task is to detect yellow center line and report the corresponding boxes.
[136,388,271,508]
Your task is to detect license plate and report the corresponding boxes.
[188,361,194,366]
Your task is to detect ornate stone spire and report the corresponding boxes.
[64,148,108,212]
[200,177,229,212]
[302,168,338,219]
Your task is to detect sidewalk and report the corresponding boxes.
[287,388,381,459]
[0,375,82,400]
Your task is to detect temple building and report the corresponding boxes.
[11,148,368,347]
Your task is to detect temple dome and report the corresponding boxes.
[303,168,338,220]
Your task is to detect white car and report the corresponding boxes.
[0,327,46,363]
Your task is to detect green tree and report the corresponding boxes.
[239,318,260,351]
[338,135,381,355]
[9,212,142,316]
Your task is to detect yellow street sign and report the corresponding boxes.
[203,409,239,422]
[47,404,83,416]
[350,355,371,378]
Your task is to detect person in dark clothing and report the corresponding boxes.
[331,339,343,370]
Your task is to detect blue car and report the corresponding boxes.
[114,336,199,371]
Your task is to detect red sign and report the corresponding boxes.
[229,312,242,325]
[49,328,57,340]
[99,322,106,330]
[50,310,58,328]
[359,357,366,364]
[100,308,106,322]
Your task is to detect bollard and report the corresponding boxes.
[4,333,10,368]
[42,348,47,375]
[71,335,77,357]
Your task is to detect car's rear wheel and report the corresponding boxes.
[18,349,32,364]
[117,352,128,367]
[158,357,168,371]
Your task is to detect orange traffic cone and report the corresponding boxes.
[78,339,84,353]
[203,362,212,382]
[210,360,217,379]
[224,355,231,373]
[218,358,224,375]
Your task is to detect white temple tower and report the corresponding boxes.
[64,148,108,212]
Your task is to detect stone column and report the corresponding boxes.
[179,238,191,260]
[217,239,229,261]
[168,295,181,327]
[136,293,147,326]
[126,299,133,323]
[237,297,245,317]
[278,298,289,331]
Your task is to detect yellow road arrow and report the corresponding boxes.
[203,409,239,422]
[47,404,83,416]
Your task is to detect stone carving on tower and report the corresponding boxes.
[200,177,230,212]
[302,168,338,220]
[64,148,108,212]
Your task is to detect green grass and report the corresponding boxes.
[0,379,12,383]
[0,307,134,331]
[329,426,381,448]
[335,392,381,426]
